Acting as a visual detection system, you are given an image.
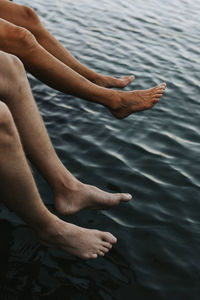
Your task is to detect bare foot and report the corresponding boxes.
[54,181,132,216]
[95,74,135,88]
[110,83,166,119]
[37,216,117,259]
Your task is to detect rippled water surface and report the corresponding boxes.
[0,0,200,299]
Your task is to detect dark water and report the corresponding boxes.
[0,0,200,299]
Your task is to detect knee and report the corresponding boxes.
[0,52,25,95]
[0,18,38,55]
[20,5,41,30]
[12,26,37,52]
[0,102,13,132]
[7,53,25,74]
[0,102,18,150]
[0,52,24,72]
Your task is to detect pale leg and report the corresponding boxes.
[0,51,132,216]
[0,69,117,261]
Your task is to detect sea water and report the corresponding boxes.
[0,0,199,299]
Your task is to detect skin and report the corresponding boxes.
[0,51,119,259]
[0,1,166,119]
[0,50,132,216]
[0,0,135,89]
[0,2,166,258]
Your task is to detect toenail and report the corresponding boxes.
[126,193,132,199]
[112,237,117,243]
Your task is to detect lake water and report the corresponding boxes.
[0,0,199,299]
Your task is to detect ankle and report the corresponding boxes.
[99,89,122,110]
[92,74,109,86]
[108,90,124,111]
[52,171,82,195]
[34,214,62,244]
[28,208,56,233]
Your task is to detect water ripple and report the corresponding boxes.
[1,0,200,298]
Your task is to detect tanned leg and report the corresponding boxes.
[0,61,117,260]
[0,0,134,88]
[0,18,166,119]
[0,50,132,215]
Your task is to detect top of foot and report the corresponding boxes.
[54,182,132,216]
[110,83,166,119]
[37,216,117,260]
[95,74,135,88]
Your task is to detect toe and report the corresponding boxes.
[154,93,163,98]
[155,86,163,93]
[102,232,117,244]
[122,75,135,82]
[153,95,160,100]
[125,75,135,82]
[101,246,109,253]
[116,75,135,87]
[82,252,98,260]
[119,193,132,202]
[154,83,166,92]
[148,86,157,93]
[103,242,112,249]
[91,253,98,259]
[98,250,105,256]
[152,99,159,104]
[110,193,132,204]
[159,84,166,91]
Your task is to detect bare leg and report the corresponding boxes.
[0,51,132,215]
[0,79,117,261]
[0,0,135,88]
[0,18,166,119]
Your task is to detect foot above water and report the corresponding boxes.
[110,82,167,119]
[54,182,132,216]
[95,74,135,88]
[37,217,117,259]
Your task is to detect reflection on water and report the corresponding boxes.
[0,0,200,299]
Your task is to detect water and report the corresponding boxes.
[0,0,199,299]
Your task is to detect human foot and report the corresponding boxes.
[95,74,135,88]
[37,216,117,259]
[54,182,132,216]
[110,83,166,119]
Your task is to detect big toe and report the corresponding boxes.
[116,193,132,202]
[159,83,166,91]
[153,82,166,92]
[117,75,135,87]
[123,75,135,83]
[105,192,132,206]
[102,232,117,244]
